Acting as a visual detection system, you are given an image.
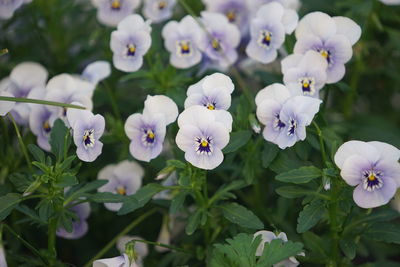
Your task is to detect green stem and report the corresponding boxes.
[0,96,86,110]
[47,216,58,266]
[129,239,191,254]
[9,114,32,171]
[312,121,328,165]
[328,180,340,266]
[83,208,157,267]
[2,223,48,265]
[101,81,121,119]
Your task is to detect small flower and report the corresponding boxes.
[98,160,143,211]
[249,0,301,12]
[0,62,48,124]
[203,0,251,35]
[110,14,152,72]
[0,0,27,20]
[162,15,202,69]
[254,230,303,266]
[143,95,178,125]
[198,11,241,68]
[117,236,148,266]
[143,0,176,23]
[281,50,328,98]
[184,73,235,111]
[176,106,231,170]
[29,105,55,151]
[256,83,321,149]
[91,0,141,27]
[334,141,400,209]
[67,108,105,162]
[56,202,91,239]
[93,253,138,267]
[294,12,361,83]
[82,61,111,85]
[245,2,298,64]
[0,90,15,116]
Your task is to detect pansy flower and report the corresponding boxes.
[110,14,152,72]
[81,61,111,85]
[203,0,251,35]
[378,0,400,5]
[254,230,303,266]
[294,12,361,83]
[91,0,141,27]
[246,2,298,64]
[125,95,178,162]
[184,73,235,111]
[176,106,231,170]
[29,105,55,151]
[334,141,400,209]
[0,62,48,125]
[117,235,148,266]
[281,50,328,98]
[67,107,105,162]
[56,202,91,239]
[98,160,144,211]
[249,0,301,12]
[198,11,241,68]
[93,253,138,267]
[256,83,321,149]
[143,0,176,23]
[162,15,202,69]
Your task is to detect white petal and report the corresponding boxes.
[0,91,15,116]
[334,141,381,169]
[295,12,336,41]
[177,106,216,128]
[10,62,48,89]
[255,83,291,106]
[93,255,126,267]
[368,141,400,162]
[332,16,361,45]
[143,95,178,125]
[281,9,299,34]
[281,54,303,74]
[202,73,235,94]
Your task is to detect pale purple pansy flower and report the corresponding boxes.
[379,0,400,5]
[56,202,91,239]
[203,0,251,35]
[29,105,55,151]
[162,15,202,69]
[198,11,241,68]
[184,73,234,111]
[256,83,321,149]
[281,50,328,98]
[143,0,176,23]
[91,0,141,27]
[110,14,152,72]
[176,106,231,170]
[97,160,144,211]
[254,230,303,266]
[246,2,298,64]
[334,141,400,209]
[0,90,15,116]
[249,0,301,12]
[294,12,361,83]
[45,74,94,125]
[93,253,138,267]
[0,0,30,20]
[117,236,148,266]
[0,62,48,125]
[82,61,112,85]
[67,108,105,162]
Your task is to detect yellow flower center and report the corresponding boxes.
[303,81,309,88]
[128,44,136,54]
[147,131,155,140]
[226,11,236,22]
[206,103,215,110]
[201,140,208,147]
[368,174,376,181]
[158,1,167,9]
[116,186,126,195]
[111,0,121,9]
[43,121,51,132]
[320,50,329,59]
[264,33,271,42]
[212,39,220,50]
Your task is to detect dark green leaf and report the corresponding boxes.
[302,232,329,260]
[211,180,246,204]
[257,239,303,267]
[38,200,54,222]
[59,156,76,172]
[276,166,322,184]
[223,130,252,153]
[27,144,45,163]
[364,222,400,244]
[88,192,126,203]
[167,160,186,169]
[49,119,70,160]
[9,173,35,192]
[262,142,279,169]
[170,191,188,214]
[220,202,263,230]
[340,238,356,259]
[118,183,164,215]
[55,173,77,188]
[66,180,108,201]
[297,200,326,233]
[276,186,317,199]
[185,208,203,235]
[0,193,21,221]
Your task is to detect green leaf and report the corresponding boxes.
[257,239,303,267]
[223,130,252,153]
[340,238,356,259]
[9,173,35,192]
[364,222,400,244]
[88,192,126,203]
[167,159,186,169]
[297,200,325,233]
[66,180,108,202]
[275,166,322,184]
[59,156,76,172]
[275,186,316,199]
[185,208,204,235]
[262,143,279,169]
[302,232,329,260]
[55,173,77,188]
[49,119,70,160]
[170,191,188,214]
[211,180,246,204]
[220,203,264,230]
[118,183,164,215]
[27,144,45,163]
[0,193,22,221]
[38,200,54,222]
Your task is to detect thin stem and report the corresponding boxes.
[0,96,86,110]
[101,81,121,119]
[328,180,340,266]
[312,121,328,165]
[9,114,32,171]
[47,216,58,266]
[129,239,191,254]
[2,223,48,265]
[83,208,157,267]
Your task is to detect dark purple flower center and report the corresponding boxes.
[362,170,383,192]
[258,30,272,48]
[126,44,136,57]
[83,129,95,148]
[196,137,212,155]
[142,128,156,146]
[177,40,191,56]
[273,114,286,131]
[317,48,332,64]
[110,0,121,10]
[299,77,315,96]
[287,118,297,136]
[43,120,51,134]
[226,10,236,22]
[211,38,221,51]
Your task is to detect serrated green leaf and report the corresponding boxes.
[220,203,263,230]
[257,239,303,267]
[118,183,164,215]
[340,238,356,259]
[297,200,325,233]
[185,208,203,235]
[9,173,35,192]
[59,155,76,172]
[27,144,45,163]
[302,232,329,260]
[364,222,400,244]
[170,191,188,214]
[223,130,252,153]
[167,159,186,169]
[55,173,77,188]
[276,166,322,184]
[0,193,22,221]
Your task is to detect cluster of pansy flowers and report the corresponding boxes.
[0,60,111,162]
